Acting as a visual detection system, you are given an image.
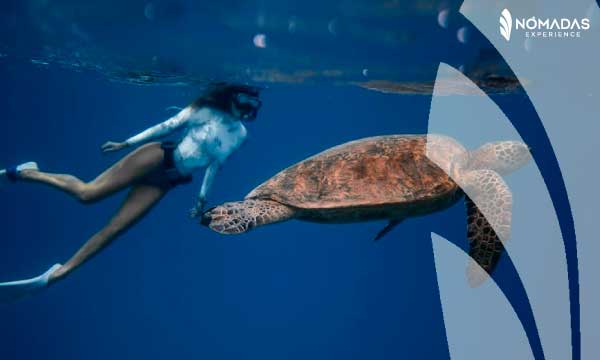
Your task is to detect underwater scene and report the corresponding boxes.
[2,0,589,359]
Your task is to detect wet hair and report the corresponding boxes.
[190,82,261,116]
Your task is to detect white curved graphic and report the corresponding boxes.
[428,63,571,359]
[460,1,600,358]
[500,9,512,41]
[431,233,534,360]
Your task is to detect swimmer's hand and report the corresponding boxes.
[189,197,206,219]
[101,141,129,153]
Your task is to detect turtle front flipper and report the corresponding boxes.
[202,199,296,235]
[461,170,512,287]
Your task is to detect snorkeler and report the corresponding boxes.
[0,83,262,301]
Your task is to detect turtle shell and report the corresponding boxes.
[246,134,465,210]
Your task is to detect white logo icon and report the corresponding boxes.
[500,8,512,41]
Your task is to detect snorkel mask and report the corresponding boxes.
[232,92,262,120]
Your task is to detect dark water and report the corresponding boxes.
[0,0,521,90]
[0,1,541,359]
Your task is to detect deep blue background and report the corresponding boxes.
[0,0,579,356]
[0,62,483,359]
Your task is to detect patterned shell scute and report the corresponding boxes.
[247,135,461,209]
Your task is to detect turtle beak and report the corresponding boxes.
[200,207,216,226]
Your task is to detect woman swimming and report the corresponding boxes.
[0,83,262,301]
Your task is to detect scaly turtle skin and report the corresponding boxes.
[202,134,531,287]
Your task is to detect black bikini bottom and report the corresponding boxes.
[157,141,193,188]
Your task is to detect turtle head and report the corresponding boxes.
[467,141,531,175]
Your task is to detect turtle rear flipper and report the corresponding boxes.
[202,199,295,235]
[374,219,404,242]
[462,170,512,287]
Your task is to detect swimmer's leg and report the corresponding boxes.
[49,182,169,283]
[16,142,165,203]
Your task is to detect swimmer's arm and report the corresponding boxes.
[189,125,247,217]
[101,107,194,153]
[102,107,193,152]
[197,125,246,204]
[199,162,220,202]
[189,162,220,218]
[125,106,194,146]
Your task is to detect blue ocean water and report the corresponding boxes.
[0,1,549,359]
[0,62,455,359]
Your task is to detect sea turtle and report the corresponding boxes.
[201,134,531,286]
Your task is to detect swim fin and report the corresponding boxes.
[0,264,61,303]
[0,161,39,185]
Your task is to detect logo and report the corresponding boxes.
[500,9,512,41]
[499,8,591,42]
